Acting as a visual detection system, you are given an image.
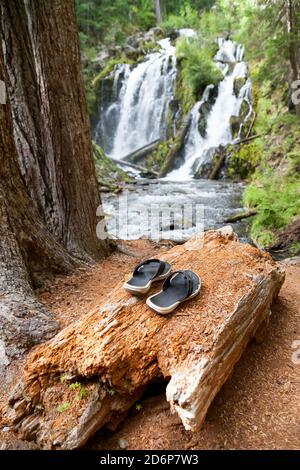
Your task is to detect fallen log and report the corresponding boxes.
[159,114,191,178]
[224,209,258,223]
[233,134,262,145]
[7,227,285,449]
[110,157,158,177]
[124,139,161,164]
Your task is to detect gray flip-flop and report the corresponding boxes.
[146,270,201,314]
[123,259,172,294]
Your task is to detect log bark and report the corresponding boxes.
[224,209,258,223]
[124,139,160,164]
[7,227,285,448]
[159,115,191,177]
[1,0,110,261]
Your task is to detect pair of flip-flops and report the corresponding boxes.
[123,259,201,315]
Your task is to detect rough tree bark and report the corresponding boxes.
[7,228,285,449]
[0,0,111,360]
[0,48,74,362]
[0,0,56,227]
[1,0,110,261]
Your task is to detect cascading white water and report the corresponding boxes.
[98,39,177,159]
[167,38,252,181]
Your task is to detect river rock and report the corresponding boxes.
[7,228,285,449]
[233,76,247,97]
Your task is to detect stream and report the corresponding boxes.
[95,30,253,242]
[102,179,250,242]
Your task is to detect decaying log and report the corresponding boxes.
[7,227,285,449]
[109,156,158,177]
[224,209,258,223]
[124,139,160,164]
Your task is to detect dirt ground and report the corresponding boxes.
[0,240,299,450]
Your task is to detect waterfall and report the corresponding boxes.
[167,38,252,181]
[94,39,177,159]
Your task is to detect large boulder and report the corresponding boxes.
[7,228,285,449]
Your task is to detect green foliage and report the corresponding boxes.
[57,402,71,413]
[68,382,89,400]
[107,387,117,397]
[130,0,156,30]
[76,387,89,400]
[76,0,156,49]
[69,382,81,390]
[289,241,300,257]
[135,403,142,411]
[176,37,222,98]
[243,174,300,247]
[162,3,199,31]
[227,141,263,180]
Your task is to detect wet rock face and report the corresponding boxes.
[7,229,285,449]
[126,27,165,50]
[193,145,227,179]
[198,85,219,137]
[233,76,247,97]
[230,115,241,140]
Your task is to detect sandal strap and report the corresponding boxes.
[133,259,166,280]
[163,270,194,300]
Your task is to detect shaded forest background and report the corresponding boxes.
[76,0,300,251]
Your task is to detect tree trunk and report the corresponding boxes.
[0,0,111,359]
[154,0,163,23]
[7,228,285,448]
[1,0,110,261]
[0,48,72,361]
[286,0,300,115]
[0,0,56,228]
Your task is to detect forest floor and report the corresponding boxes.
[0,240,299,450]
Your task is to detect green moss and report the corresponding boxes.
[92,55,134,89]
[176,74,195,115]
[146,140,172,174]
[93,142,133,193]
[227,140,263,180]
[68,382,81,390]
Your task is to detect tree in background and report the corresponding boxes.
[234,0,300,116]
[0,0,110,361]
[154,0,163,23]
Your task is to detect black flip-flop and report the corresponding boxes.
[123,259,172,294]
[146,270,201,314]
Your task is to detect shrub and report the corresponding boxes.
[243,174,300,247]
[162,4,199,31]
[176,37,222,98]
